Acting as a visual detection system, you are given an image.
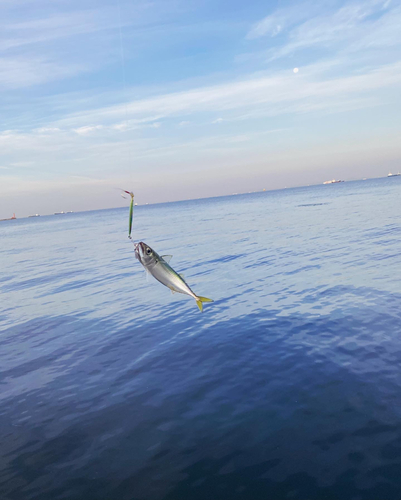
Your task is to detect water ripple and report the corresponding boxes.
[1,178,401,499]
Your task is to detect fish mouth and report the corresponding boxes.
[134,241,145,261]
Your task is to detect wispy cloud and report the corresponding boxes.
[46,59,401,130]
[74,125,104,135]
[0,56,88,89]
[1,11,112,51]
[1,56,399,191]
[246,2,314,39]
[1,57,401,162]
[0,6,118,88]
[0,2,166,52]
[0,1,180,89]
[246,0,398,63]
[247,0,390,39]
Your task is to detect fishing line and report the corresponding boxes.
[117,0,135,241]
[117,0,127,101]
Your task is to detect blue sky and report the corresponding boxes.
[1,0,401,216]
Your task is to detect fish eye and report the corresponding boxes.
[146,248,151,255]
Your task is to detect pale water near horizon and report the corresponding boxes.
[1,178,401,499]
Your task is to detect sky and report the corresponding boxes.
[1,0,401,217]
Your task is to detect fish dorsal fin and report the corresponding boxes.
[161,255,173,264]
[179,273,185,281]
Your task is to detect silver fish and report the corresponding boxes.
[134,241,213,312]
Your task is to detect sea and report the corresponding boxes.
[1,177,401,500]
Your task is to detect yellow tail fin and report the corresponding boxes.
[195,296,214,312]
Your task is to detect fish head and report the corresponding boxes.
[135,241,158,269]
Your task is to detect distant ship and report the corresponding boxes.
[28,214,40,217]
[0,213,16,221]
[323,179,344,184]
[388,172,400,177]
[54,211,65,215]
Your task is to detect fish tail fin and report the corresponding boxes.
[195,296,214,312]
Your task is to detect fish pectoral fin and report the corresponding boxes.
[195,296,214,312]
[161,255,173,263]
[170,288,176,294]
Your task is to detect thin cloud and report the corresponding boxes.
[34,127,61,133]
[246,3,313,39]
[0,56,88,89]
[74,125,104,135]
[0,2,161,51]
[49,59,401,130]
[246,0,390,40]
[248,0,397,62]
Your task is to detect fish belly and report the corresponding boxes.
[151,263,193,296]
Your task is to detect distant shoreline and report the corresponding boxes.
[3,175,399,220]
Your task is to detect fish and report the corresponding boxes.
[134,241,213,312]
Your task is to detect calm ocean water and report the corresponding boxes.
[1,178,401,500]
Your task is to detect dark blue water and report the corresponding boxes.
[1,178,401,500]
